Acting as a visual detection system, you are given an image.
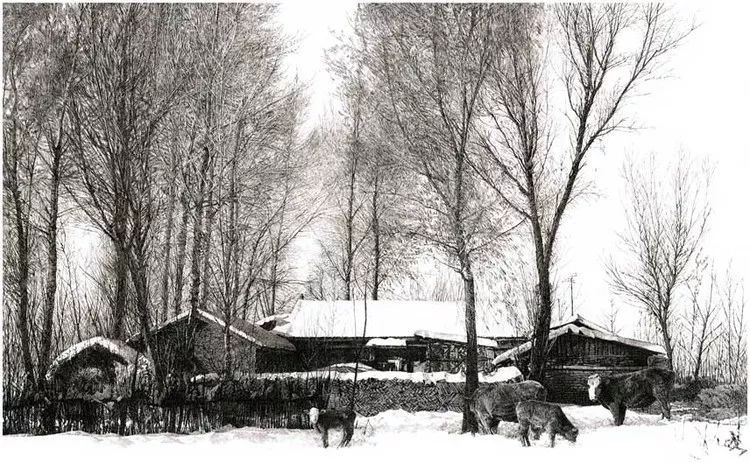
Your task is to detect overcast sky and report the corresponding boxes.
[274,1,750,334]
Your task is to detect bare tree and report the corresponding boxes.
[476,4,691,380]
[602,300,623,335]
[66,5,188,390]
[29,6,85,382]
[357,4,519,432]
[608,154,710,369]
[3,3,47,390]
[719,270,746,384]
[682,266,721,379]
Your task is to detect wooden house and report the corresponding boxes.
[128,309,298,378]
[491,315,666,404]
[260,300,525,373]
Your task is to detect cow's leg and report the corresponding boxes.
[340,424,353,447]
[547,424,556,448]
[608,402,622,426]
[476,411,492,435]
[654,388,671,420]
[519,422,531,447]
[657,395,671,420]
[616,403,627,426]
[321,428,329,448]
[489,418,499,435]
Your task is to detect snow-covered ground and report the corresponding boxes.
[1,406,745,463]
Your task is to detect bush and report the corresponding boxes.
[672,378,719,402]
[697,384,747,414]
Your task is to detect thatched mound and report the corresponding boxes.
[46,337,153,400]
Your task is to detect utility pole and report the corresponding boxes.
[568,274,577,317]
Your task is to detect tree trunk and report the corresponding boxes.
[189,146,211,317]
[528,263,553,381]
[159,157,178,323]
[371,175,381,301]
[223,318,232,378]
[461,261,478,434]
[199,157,216,312]
[39,144,62,381]
[127,248,162,393]
[693,341,704,380]
[9,179,35,390]
[112,240,129,339]
[172,189,190,316]
[659,317,674,371]
[343,152,357,301]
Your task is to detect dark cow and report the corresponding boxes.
[309,407,356,448]
[587,367,674,426]
[516,400,578,448]
[470,380,548,434]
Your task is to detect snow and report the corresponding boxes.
[365,338,407,347]
[414,330,498,347]
[252,366,523,384]
[2,406,744,463]
[284,300,514,338]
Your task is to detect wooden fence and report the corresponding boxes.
[2,374,469,436]
[3,397,313,435]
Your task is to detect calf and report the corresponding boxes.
[309,407,356,448]
[470,380,547,434]
[588,367,674,425]
[516,400,578,448]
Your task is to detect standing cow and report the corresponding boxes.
[587,367,674,426]
[470,380,548,434]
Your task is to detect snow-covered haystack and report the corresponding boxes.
[46,337,153,401]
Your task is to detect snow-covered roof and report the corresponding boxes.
[254,366,523,384]
[128,309,295,351]
[366,338,408,347]
[46,336,151,381]
[492,314,666,365]
[255,313,292,335]
[414,330,499,348]
[283,300,514,339]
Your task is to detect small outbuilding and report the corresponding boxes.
[45,336,153,400]
[128,309,298,378]
[492,315,666,404]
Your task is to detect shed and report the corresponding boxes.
[492,315,666,404]
[128,309,297,377]
[45,336,153,400]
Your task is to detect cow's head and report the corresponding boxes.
[563,426,579,443]
[308,407,320,426]
[587,374,602,402]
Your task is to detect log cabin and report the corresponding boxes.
[491,315,667,404]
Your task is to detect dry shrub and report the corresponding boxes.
[697,384,747,415]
